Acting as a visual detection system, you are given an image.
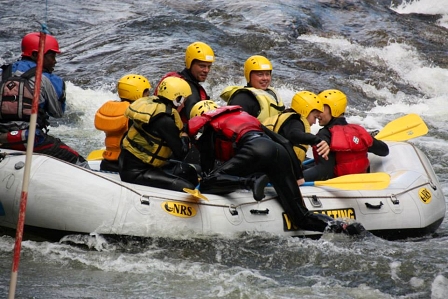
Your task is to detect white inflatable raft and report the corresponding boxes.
[0,139,445,241]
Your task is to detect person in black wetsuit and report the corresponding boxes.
[153,41,215,123]
[263,90,330,179]
[118,77,199,192]
[220,55,285,122]
[153,41,215,164]
[187,101,364,235]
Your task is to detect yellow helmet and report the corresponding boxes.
[157,77,192,106]
[290,91,323,116]
[190,100,218,118]
[185,41,215,69]
[318,89,347,117]
[117,74,151,101]
[244,55,273,83]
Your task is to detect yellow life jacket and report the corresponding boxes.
[220,86,285,122]
[122,97,183,167]
[94,100,130,161]
[263,112,310,162]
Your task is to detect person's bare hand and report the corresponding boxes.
[316,140,329,160]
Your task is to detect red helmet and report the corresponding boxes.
[21,32,61,57]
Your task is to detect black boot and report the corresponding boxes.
[252,174,270,201]
[241,174,269,201]
[199,174,242,194]
[325,219,366,236]
[200,173,269,201]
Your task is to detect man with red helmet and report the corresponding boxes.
[0,32,88,167]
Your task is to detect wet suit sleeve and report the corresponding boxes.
[303,127,334,181]
[144,114,187,160]
[228,91,260,118]
[303,152,336,181]
[194,128,216,174]
[182,84,202,120]
[281,118,323,146]
[179,69,208,120]
[368,138,389,156]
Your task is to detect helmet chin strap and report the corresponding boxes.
[176,102,185,113]
[174,96,186,112]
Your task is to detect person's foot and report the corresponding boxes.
[326,220,366,235]
[252,174,270,201]
[344,222,366,235]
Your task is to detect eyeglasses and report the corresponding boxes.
[173,96,186,107]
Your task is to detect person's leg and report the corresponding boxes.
[248,139,329,231]
[200,138,270,199]
[119,149,195,192]
[167,161,199,187]
[4,129,89,168]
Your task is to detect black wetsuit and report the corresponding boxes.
[189,109,331,232]
[178,68,210,121]
[119,113,198,192]
[227,85,279,118]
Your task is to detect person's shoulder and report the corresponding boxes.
[178,69,195,81]
[231,88,256,100]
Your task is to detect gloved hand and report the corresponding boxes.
[370,130,379,137]
[181,135,191,153]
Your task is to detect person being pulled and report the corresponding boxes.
[186,101,363,235]
[0,32,88,167]
[94,74,151,172]
[118,77,199,192]
[304,89,389,181]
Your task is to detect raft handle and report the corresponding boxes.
[250,208,269,215]
[365,201,383,210]
[390,195,399,205]
[229,205,238,216]
[140,195,150,206]
[429,181,437,190]
[310,195,322,207]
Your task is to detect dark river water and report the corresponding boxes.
[1,0,448,298]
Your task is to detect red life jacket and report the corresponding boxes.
[313,124,373,177]
[188,105,262,161]
[331,124,373,176]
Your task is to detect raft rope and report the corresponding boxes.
[1,150,276,209]
[1,144,437,209]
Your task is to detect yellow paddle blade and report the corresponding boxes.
[86,149,105,161]
[183,188,209,201]
[375,113,428,141]
[303,172,390,190]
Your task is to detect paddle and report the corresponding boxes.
[303,114,428,166]
[374,113,428,141]
[302,172,390,190]
[183,187,209,201]
[86,149,105,161]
